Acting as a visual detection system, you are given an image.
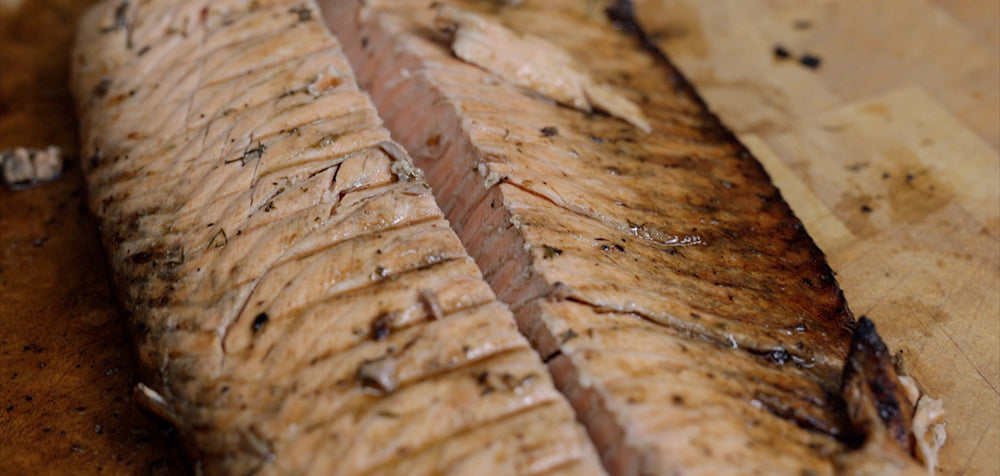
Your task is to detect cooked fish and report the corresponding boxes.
[70,0,604,474]
[323,1,941,474]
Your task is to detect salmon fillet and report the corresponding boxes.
[324,1,939,474]
[70,0,606,474]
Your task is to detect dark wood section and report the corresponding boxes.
[0,1,186,474]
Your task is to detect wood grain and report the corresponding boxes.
[636,1,999,474]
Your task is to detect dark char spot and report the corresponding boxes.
[252,313,269,333]
[371,313,392,341]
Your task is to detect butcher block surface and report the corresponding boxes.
[0,0,996,474]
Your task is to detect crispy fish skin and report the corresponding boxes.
[325,0,935,474]
[71,0,605,474]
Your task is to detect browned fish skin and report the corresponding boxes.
[842,317,915,455]
[326,1,929,474]
[835,318,929,476]
[71,0,605,474]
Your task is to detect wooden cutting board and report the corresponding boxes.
[1,0,996,474]
[0,1,186,474]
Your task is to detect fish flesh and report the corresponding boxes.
[70,0,605,474]
[323,0,943,474]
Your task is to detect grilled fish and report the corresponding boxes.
[71,0,604,473]
[323,1,942,474]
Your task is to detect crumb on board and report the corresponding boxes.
[1,146,64,189]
